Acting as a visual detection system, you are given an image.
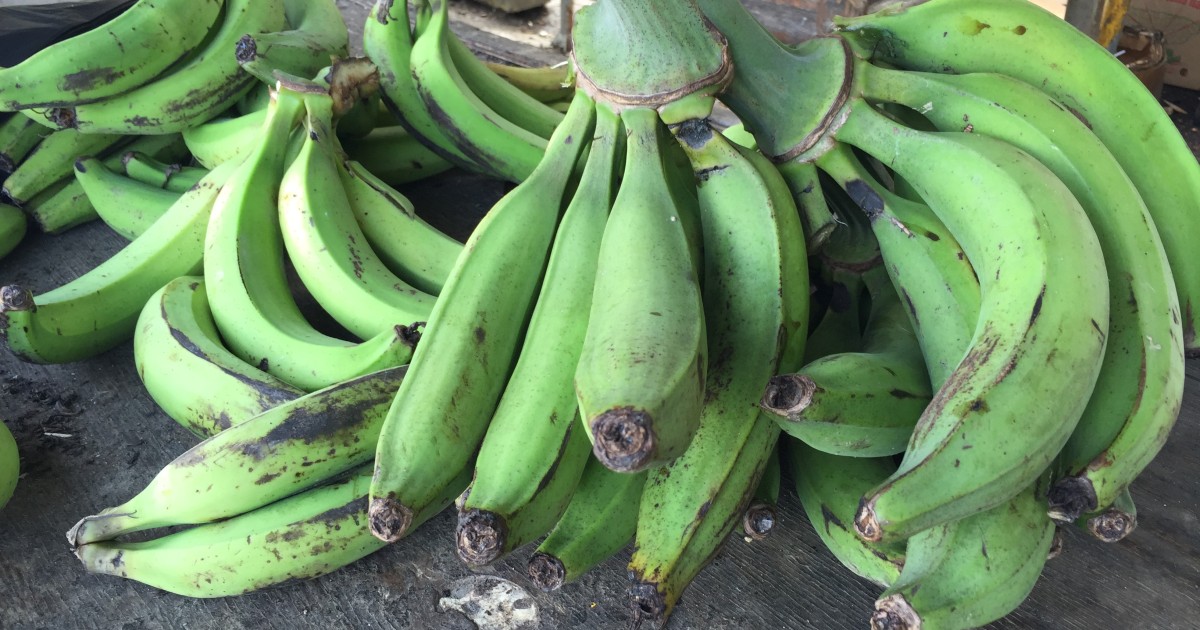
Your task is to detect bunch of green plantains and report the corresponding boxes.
[0,0,351,235]
[0,0,1191,628]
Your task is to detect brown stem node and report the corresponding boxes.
[628,581,668,628]
[590,408,655,472]
[368,497,412,543]
[1087,507,1137,543]
[742,503,777,540]
[1,285,34,311]
[760,373,816,418]
[871,594,921,630]
[234,34,258,63]
[455,509,508,567]
[1046,476,1098,525]
[527,553,566,592]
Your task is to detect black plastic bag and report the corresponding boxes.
[0,0,136,67]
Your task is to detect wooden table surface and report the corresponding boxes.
[2,2,1198,628]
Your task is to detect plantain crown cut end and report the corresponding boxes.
[570,0,730,119]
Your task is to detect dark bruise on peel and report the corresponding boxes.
[855,497,882,542]
[1046,475,1097,524]
[1028,284,1046,328]
[165,74,255,117]
[820,503,846,535]
[674,119,712,150]
[61,66,124,93]
[398,322,423,346]
[235,35,258,63]
[418,87,503,178]
[533,422,576,494]
[256,384,393,446]
[910,333,1002,444]
[49,108,76,128]
[302,497,363,528]
[845,179,885,219]
[456,509,508,565]
[161,303,299,403]
[591,407,654,471]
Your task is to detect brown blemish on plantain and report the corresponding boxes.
[1028,285,1046,328]
[821,504,846,535]
[855,498,882,542]
[910,333,1001,444]
[965,19,991,34]
[398,322,424,347]
[1067,106,1093,130]
[349,244,364,279]
[900,288,919,326]
[1046,476,1098,524]
[177,369,403,466]
[1014,25,1027,35]
[61,67,125,93]
[164,72,250,118]
[473,326,486,345]
[533,422,576,494]
[162,302,302,406]
[49,107,75,128]
[845,180,885,220]
[675,119,712,150]
[375,0,394,24]
[255,471,282,485]
[968,397,988,413]
[256,386,386,446]
[889,389,919,399]
[418,86,508,177]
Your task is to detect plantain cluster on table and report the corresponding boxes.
[0,0,1194,629]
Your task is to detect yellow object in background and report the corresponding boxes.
[1099,0,1133,45]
